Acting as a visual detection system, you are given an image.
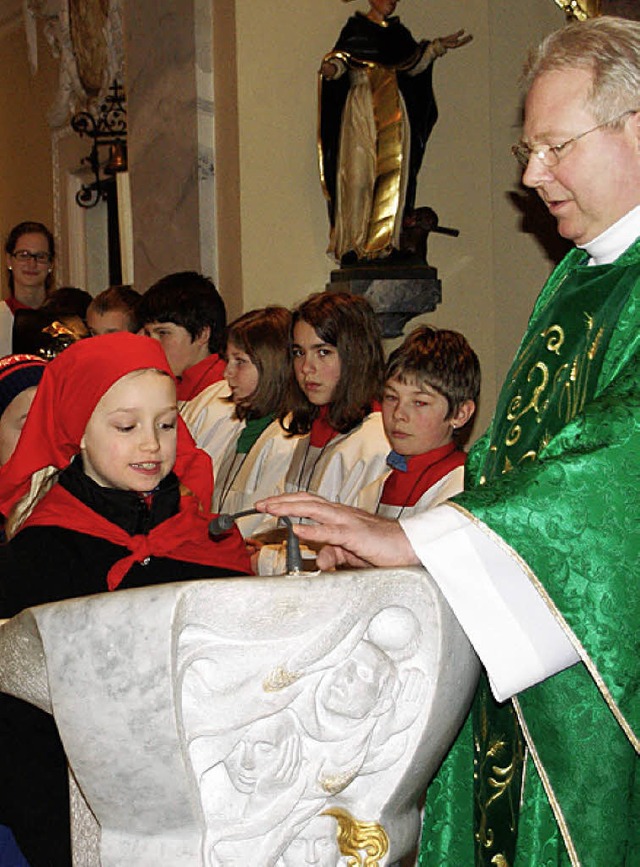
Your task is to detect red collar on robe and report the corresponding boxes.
[309,405,340,447]
[177,354,225,402]
[21,481,251,588]
[5,296,32,314]
[380,442,466,507]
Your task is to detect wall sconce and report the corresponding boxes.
[71,80,128,209]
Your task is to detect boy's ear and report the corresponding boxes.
[451,399,475,430]
[193,325,211,348]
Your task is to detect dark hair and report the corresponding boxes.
[136,271,226,354]
[225,306,292,421]
[284,291,384,435]
[386,324,481,422]
[5,221,55,293]
[42,286,92,319]
[87,285,140,330]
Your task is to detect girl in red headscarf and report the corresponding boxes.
[0,331,251,616]
[0,332,252,867]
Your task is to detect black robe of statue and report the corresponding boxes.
[320,13,438,227]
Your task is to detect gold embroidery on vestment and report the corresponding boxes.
[474,702,522,854]
[495,314,605,468]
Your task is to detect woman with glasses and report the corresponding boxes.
[1,221,55,357]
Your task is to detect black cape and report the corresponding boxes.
[320,13,439,224]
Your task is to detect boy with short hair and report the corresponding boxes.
[359,324,480,517]
[136,271,227,402]
[86,285,140,336]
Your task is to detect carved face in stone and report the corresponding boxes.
[280,815,344,866]
[316,639,394,721]
[223,712,301,796]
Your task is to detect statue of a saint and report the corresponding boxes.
[319,1,471,265]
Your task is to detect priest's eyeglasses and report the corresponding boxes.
[511,108,638,168]
[11,250,52,265]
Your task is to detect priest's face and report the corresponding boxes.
[521,67,640,245]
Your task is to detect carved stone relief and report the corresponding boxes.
[0,569,480,866]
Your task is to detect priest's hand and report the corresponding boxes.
[255,492,420,571]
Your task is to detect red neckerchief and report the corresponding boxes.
[22,482,252,589]
[0,334,252,578]
[309,405,340,448]
[381,442,466,507]
[5,296,32,314]
[177,354,225,402]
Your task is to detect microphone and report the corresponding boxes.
[209,509,303,574]
[209,509,258,535]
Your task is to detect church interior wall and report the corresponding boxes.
[0,15,56,299]
[0,0,567,435]
[229,0,565,433]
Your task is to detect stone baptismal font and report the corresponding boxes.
[0,567,479,866]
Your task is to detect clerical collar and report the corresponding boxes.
[581,205,640,266]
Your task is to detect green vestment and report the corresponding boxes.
[418,238,640,866]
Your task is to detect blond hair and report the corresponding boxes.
[522,17,640,124]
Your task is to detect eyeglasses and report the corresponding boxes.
[511,108,638,168]
[11,249,52,265]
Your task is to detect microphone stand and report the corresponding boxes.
[209,510,304,574]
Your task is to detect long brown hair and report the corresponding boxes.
[225,306,292,421]
[283,292,384,435]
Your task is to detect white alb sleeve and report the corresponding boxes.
[400,504,580,702]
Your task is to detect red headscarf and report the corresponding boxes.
[0,332,251,580]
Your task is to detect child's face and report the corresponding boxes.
[80,369,177,492]
[382,376,454,456]
[224,339,259,405]
[143,321,210,377]
[0,387,38,466]
[292,320,341,407]
[87,307,133,336]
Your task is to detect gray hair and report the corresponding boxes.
[522,16,640,125]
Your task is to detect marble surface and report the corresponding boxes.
[123,0,204,292]
[326,273,442,338]
[0,568,479,866]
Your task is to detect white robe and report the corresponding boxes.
[257,412,389,575]
[179,380,243,486]
[356,464,465,519]
[212,419,301,539]
[0,301,14,357]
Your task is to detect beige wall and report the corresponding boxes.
[226,0,565,434]
[0,17,57,298]
[0,0,569,436]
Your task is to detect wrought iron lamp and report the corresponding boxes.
[71,80,128,209]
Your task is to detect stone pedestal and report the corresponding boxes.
[0,568,479,867]
[327,265,441,338]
